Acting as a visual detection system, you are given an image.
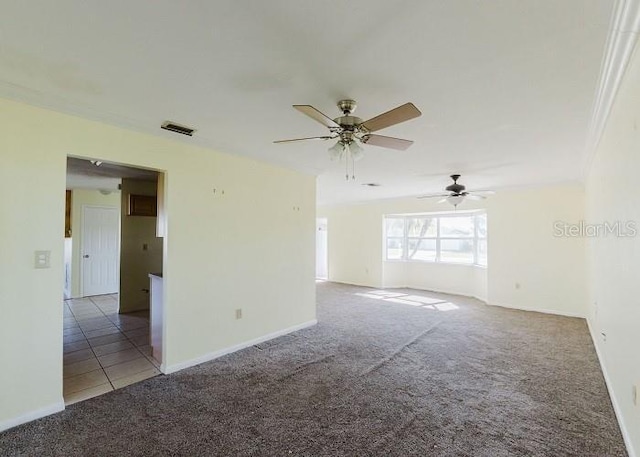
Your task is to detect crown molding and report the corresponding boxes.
[583,0,640,179]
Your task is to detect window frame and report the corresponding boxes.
[384,211,487,266]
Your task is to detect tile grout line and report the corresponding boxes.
[72,295,158,389]
[88,295,160,374]
[64,294,159,398]
[64,299,117,394]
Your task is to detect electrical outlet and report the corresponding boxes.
[601,332,607,342]
[34,250,51,269]
[515,282,521,290]
[235,309,242,319]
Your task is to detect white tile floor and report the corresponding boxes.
[63,294,160,405]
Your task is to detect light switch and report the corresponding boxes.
[34,250,51,269]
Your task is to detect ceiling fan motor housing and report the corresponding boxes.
[337,99,357,115]
[445,174,465,194]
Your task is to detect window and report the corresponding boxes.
[384,212,487,266]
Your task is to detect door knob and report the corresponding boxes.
[83,254,90,258]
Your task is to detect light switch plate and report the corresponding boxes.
[34,250,51,269]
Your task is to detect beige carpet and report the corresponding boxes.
[0,282,627,456]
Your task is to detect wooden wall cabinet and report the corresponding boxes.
[128,194,157,217]
[65,190,72,237]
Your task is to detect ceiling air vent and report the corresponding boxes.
[161,121,195,136]
[361,183,382,187]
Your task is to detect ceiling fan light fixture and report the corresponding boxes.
[328,140,345,160]
[446,195,465,207]
[348,140,364,161]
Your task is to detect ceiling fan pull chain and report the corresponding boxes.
[351,152,356,180]
[345,150,349,181]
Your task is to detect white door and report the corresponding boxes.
[316,218,328,279]
[82,206,120,296]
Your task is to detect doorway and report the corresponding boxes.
[81,206,119,296]
[316,218,328,280]
[63,156,166,405]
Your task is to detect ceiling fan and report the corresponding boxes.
[274,100,422,180]
[417,174,495,208]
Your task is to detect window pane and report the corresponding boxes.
[440,216,474,237]
[477,239,487,266]
[476,213,487,238]
[407,238,436,261]
[407,217,436,237]
[385,218,405,237]
[440,239,474,263]
[386,238,404,260]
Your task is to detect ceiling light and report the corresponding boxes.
[90,160,103,166]
[348,140,364,161]
[328,138,366,180]
[446,195,465,208]
[328,141,345,160]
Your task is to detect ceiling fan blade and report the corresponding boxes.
[437,198,448,203]
[359,103,422,133]
[361,134,413,151]
[293,105,340,129]
[466,194,487,201]
[417,193,450,199]
[473,190,496,195]
[273,136,336,144]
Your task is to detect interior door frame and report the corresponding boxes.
[80,204,121,298]
[316,217,328,280]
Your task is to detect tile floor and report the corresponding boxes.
[63,294,160,405]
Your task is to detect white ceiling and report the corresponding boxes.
[0,1,614,205]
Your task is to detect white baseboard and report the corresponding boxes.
[0,401,65,433]
[405,284,487,304]
[162,319,318,374]
[368,282,488,304]
[587,318,636,457]
[485,301,586,319]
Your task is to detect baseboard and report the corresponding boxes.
[485,301,585,319]
[162,319,318,374]
[331,279,382,289]
[587,318,637,457]
[364,281,488,304]
[405,284,487,304]
[0,401,65,433]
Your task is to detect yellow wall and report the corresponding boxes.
[69,188,121,298]
[0,97,316,430]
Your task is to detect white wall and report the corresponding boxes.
[318,198,489,299]
[384,262,487,302]
[0,97,316,431]
[585,40,640,455]
[69,189,121,298]
[486,186,586,317]
[319,183,585,315]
